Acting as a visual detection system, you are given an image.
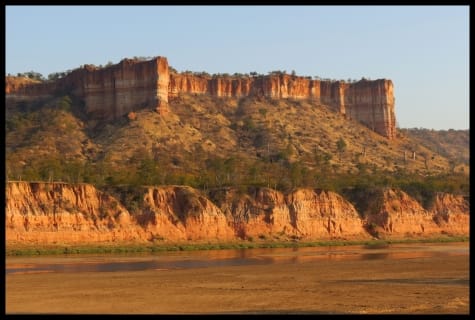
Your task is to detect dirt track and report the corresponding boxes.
[6,245,469,314]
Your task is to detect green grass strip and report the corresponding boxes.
[6,235,469,257]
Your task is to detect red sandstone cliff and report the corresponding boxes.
[79,58,170,118]
[5,181,145,244]
[287,189,367,239]
[5,182,469,245]
[6,57,170,119]
[344,79,396,139]
[167,72,396,138]
[138,186,235,241]
[430,193,470,234]
[5,77,57,101]
[211,187,368,240]
[209,187,295,240]
[363,189,469,238]
[169,73,209,97]
[6,56,396,138]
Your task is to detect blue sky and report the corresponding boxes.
[6,5,469,130]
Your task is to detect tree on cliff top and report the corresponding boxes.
[17,71,44,81]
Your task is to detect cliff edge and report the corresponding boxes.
[6,56,396,138]
[6,182,468,245]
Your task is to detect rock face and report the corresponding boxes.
[167,73,395,138]
[5,56,396,138]
[138,186,235,241]
[6,57,170,119]
[209,187,295,240]
[5,77,57,102]
[363,189,469,238]
[5,181,144,244]
[344,80,396,140]
[211,187,367,240]
[6,182,468,245]
[79,58,170,118]
[169,73,209,97]
[430,193,470,234]
[287,189,367,239]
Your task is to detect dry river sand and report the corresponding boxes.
[6,243,469,314]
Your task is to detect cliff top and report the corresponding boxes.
[6,55,389,86]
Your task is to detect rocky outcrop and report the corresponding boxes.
[6,57,170,119]
[209,187,295,240]
[5,181,145,244]
[344,79,396,139]
[5,77,57,102]
[430,193,470,234]
[138,186,235,241]
[287,189,367,239]
[79,57,170,118]
[5,182,469,245]
[364,189,460,238]
[169,73,209,97]
[211,187,367,240]
[168,73,395,138]
[6,56,396,138]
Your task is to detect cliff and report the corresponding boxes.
[364,189,470,238]
[78,57,170,118]
[167,72,395,138]
[5,182,469,245]
[169,73,209,97]
[209,187,367,240]
[287,189,367,239]
[430,193,470,234]
[6,56,396,138]
[6,181,145,244]
[5,77,57,102]
[138,186,235,241]
[6,57,170,119]
[208,187,295,240]
[344,79,396,139]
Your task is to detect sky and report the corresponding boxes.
[5,5,469,130]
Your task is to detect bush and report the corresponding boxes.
[58,95,72,111]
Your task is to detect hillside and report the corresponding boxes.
[5,56,469,199]
[5,56,397,139]
[400,128,469,168]
[5,92,468,196]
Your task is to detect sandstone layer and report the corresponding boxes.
[6,56,396,138]
[364,189,470,238]
[6,57,170,119]
[6,181,144,243]
[5,182,469,245]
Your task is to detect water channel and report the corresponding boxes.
[6,242,468,275]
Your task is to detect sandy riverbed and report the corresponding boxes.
[6,244,469,314]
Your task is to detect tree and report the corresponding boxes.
[253,130,270,149]
[336,138,347,162]
[448,158,457,173]
[137,157,160,186]
[17,71,44,81]
[58,95,72,111]
[48,72,67,81]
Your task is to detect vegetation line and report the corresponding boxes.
[6,236,469,257]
